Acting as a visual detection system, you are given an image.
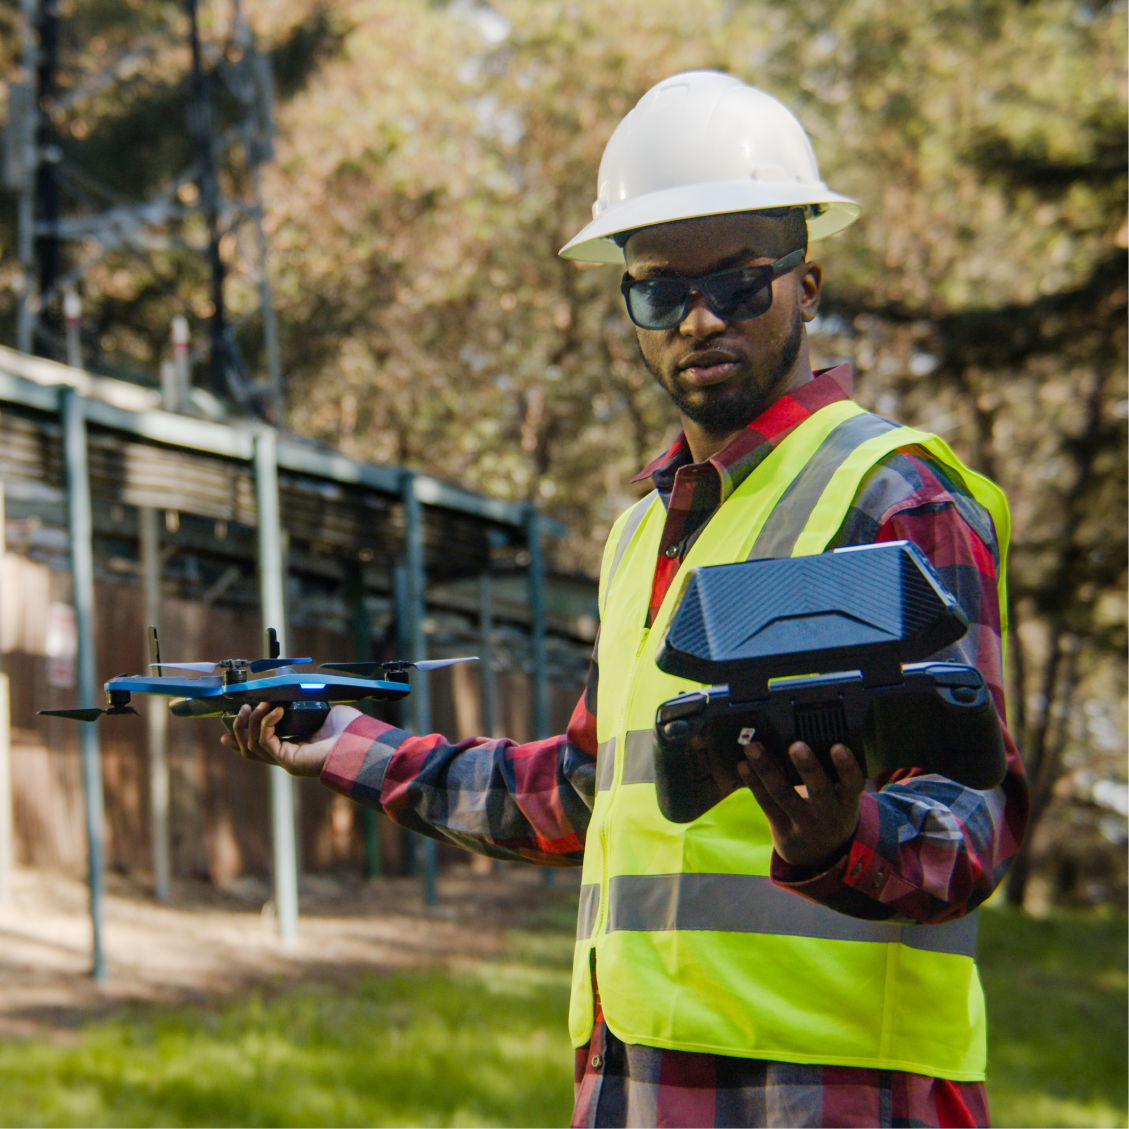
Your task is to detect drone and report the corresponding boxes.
[39,627,478,740]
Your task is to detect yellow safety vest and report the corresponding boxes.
[572,399,1010,1080]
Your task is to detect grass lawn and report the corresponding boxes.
[0,928,578,1128]
[0,907,1124,1127]
[979,905,1127,1129]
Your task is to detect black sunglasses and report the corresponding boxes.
[620,249,806,330]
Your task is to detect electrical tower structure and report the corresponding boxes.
[4,0,283,422]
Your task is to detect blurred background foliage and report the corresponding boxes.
[0,0,1125,910]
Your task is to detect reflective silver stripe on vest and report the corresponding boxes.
[596,730,656,792]
[602,491,658,612]
[620,729,656,786]
[747,413,899,560]
[595,738,616,794]
[577,883,600,940]
[604,872,978,956]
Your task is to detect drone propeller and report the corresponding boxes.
[248,657,312,673]
[40,686,138,722]
[411,656,480,672]
[148,656,312,674]
[40,705,139,721]
[40,707,112,722]
[319,656,480,676]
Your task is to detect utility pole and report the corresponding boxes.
[11,0,41,354]
[33,0,60,337]
[9,1,283,419]
[186,0,230,403]
[232,0,283,423]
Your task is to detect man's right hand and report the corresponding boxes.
[220,701,362,777]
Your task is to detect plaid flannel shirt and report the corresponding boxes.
[321,367,1028,1127]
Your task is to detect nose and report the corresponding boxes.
[678,291,727,338]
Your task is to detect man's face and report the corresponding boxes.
[624,212,822,437]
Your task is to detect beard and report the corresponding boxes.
[645,305,805,435]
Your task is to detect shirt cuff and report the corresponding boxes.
[320,714,410,809]
[770,792,885,900]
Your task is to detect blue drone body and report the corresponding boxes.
[40,627,476,740]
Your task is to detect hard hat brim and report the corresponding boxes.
[559,181,862,263]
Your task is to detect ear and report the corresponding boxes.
[799,262,822,322]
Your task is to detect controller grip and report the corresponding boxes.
[865,683,1006,790]
[654,702,728,824]
[654,670,1008,824]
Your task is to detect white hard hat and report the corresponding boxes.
[559,71,861,264]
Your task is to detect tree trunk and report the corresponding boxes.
[1005,635,1080,907]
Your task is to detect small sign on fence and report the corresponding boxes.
[46,603,77,688]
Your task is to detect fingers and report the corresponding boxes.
[254,701,285,747]
[737,743,797,825]
[788,742,840,806]
[829,743,866,801]
[226,701,285,765]
[740,740,864,817]
[736,745,799,826]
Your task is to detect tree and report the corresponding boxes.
[3,0,1124,905]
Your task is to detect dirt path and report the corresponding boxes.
[0,864,582,1039]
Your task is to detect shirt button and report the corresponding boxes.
[664,544,680,558]
[590,1054,603,1070]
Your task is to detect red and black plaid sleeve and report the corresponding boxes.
[771,447,1029,923]
[319,642,600,865]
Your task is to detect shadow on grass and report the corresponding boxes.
[980,904,1128,1129]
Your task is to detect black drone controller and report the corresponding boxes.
[652,542,1007,824]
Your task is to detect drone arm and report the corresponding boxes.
[170,696,228,719]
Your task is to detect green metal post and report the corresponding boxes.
[393,563,415,878]
[524,505,550,740]
[347,560,380,878]
[0,482,10,905]
[479,571,496,737]
[402,473,437,909]
[62,389,106,980]
[524,504,554,887]
[254,428,299,944]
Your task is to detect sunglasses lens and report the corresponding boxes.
[625,278,688,330]
[705,267,774,320]
[623,265,777,329]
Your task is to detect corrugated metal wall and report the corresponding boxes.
[0,403,499,581]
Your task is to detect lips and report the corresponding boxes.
[678,350,741,386]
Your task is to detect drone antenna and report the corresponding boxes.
[148,625,162,677]
[266,627,280,659]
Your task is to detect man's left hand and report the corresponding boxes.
[737,741,865,871]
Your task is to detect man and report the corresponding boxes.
[224,72,1027,1128]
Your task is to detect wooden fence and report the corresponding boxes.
[3,554,584,883]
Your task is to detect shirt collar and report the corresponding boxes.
[633,364,855,500]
